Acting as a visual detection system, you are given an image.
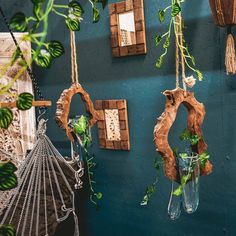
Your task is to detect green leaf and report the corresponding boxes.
[65,17,80,31]
[0,172,17,191]
[73,115,88,134]
[11,46,22,64]
[158,10,165,23]
[172,3,181,17]
[156,56,163,68]
[10,12,28,32]
[93,6,100,23]
[191,55,196,66]
[172,147,179,157]
[0,224,16,236]
[47,41,65,58]
[16,92,34,111]
[179,128,191,141]
[140,194,149,206]
[179,152,188,159]
[163,36,170,49]
[0,162,17,174]
[95,192,103,199]
[173,186,183,196]
[68,1,84,18]
[190,134,200,145]
[34,49,52,68]
[0,108,13,129]
[196,70,203,81]
[199,151,209,168]
[155,35,162,46]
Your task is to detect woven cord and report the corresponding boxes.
[70,31,79,84]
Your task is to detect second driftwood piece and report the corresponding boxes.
[154,88,213,182]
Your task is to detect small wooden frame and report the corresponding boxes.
[96,99,130,150]
[154,88,213,182]
[55,83,100,141]
[109,0,147,57]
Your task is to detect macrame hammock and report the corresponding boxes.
[153,14,213,182]
[0,15,84,236]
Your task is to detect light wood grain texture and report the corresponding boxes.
[0,100,52,108]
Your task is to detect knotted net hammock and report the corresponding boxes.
[0,118,84,236]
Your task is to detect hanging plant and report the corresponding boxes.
[155,0,203,81]
[71,115,103,209]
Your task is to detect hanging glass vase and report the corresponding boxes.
[177,151,200,214]
[168,181,182,220]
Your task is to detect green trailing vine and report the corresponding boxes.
[0,0,107,129]
[72,115,103,210]
[0,161,18,236]
[155,0,203,81]
[141,128,210,205]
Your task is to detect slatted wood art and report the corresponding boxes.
[0,32,36,157]
[154,88,213,182]
[55,83,100,141]
[109,0,147,57]
[96,99,130,150]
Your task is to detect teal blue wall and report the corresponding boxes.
[1,0,236,235]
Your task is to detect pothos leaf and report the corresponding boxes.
[34,49,52,68]
[47,40,65,58]
[172,3,181,17]
[0,108,13,129]
[65,17,80,31]
[0,162,17,174]
[163,36,170,49]
[93,6,100,23]
[155,35,162,46]
[68,1,84,18]
[0,224,16,236]
[16,92,34,111]
[10,12,28,32]
[156,56,163,68]
[0,162,18,191]
[158,10,165,23]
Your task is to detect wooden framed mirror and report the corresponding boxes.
[109,0,147,57]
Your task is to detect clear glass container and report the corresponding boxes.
[178,151,200,214]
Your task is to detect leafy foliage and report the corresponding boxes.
[10,12,28,32]
[0,161,18,191]
[47,40,65,58]
[16,92,34,111]
[0,224,16,236]
[72,115,102,209]
[155,0,203,81]
[0,108,13,129]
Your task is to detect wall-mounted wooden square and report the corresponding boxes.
[109,0,147,57]
[96,100,130,150]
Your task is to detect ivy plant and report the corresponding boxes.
[0,0,107,129]
[72,115,103,210]
[0,161,18,236]
[155,0,203,81]
[141,128,210,205]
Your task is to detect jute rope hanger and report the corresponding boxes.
[55,31,100,141]
[153,13,213,182]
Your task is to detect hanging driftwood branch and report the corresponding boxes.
[154,88,213,181]
[55,83,100,141]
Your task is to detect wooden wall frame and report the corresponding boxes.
[109,0,147,57]
[96,99,130,150]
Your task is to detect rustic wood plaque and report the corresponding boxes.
[0,32,36,158]
[109,0,147,57]
[96,99,130,150]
